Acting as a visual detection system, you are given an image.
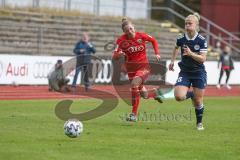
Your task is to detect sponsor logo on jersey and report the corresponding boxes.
[127,45,144,53]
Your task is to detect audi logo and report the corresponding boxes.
[33,61,53,79]
[33,59,113,82]
[128,45,144,53]
[89,59,112,83]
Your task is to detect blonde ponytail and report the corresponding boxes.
[193,12,200,21]
[121,17,132,31]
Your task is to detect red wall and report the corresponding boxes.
[201,0,240,36]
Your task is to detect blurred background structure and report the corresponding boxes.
[0,0,239,86]
[0,0,239,59]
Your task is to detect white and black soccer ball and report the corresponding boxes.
[64,119,83,138]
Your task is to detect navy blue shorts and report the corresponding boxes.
[175,71,207,89]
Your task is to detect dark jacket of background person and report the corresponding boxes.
[72,35,96,89]
[73,40,96,66]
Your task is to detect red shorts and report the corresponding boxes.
[128,69,150,82]
[222,66,230,70]
[125,61,150,82]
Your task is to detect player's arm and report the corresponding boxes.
[142,33,160,61]
[183,41,207,63]
[183,46,207,63]
[112,40,125,60]
[169,45,179,71]
[112,45,125,60]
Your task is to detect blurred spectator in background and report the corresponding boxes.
[217,46,234,89]
[48,59,70,92]
[72,33,96,91]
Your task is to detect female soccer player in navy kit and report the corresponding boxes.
[169,13,207,130]
[112,17,163,122]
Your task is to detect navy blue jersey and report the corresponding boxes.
[176,32,207,72]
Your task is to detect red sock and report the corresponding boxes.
[131,87,140,115]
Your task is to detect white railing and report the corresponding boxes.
[0,0,151,19]
[171,0,240,55]
[0,0,239,57]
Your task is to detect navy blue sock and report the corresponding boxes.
[186,91,194,100]
[195,105,204,124]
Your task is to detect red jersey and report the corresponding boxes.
[113,32,159,73]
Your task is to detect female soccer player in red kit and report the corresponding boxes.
[112,17,163,122]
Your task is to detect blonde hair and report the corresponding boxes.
[121,17,132,31]
[185,12,200,31]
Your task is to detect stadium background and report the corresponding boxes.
[0,0,239,97]
[0,0,240,85]
[0,1,240,160]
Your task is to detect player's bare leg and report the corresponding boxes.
[174,85,194,103]
[140,87,163,103]
[139,85,148,99]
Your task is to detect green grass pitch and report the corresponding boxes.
[0,97,240,160]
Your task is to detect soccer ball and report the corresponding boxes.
[64,119,83,138]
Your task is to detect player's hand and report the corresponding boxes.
[118,50,126,56]
[168,62,174,71]
[156,54,161,62]
[183,45,192,57]
[113,50,126,60]
[118,50,126,60]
